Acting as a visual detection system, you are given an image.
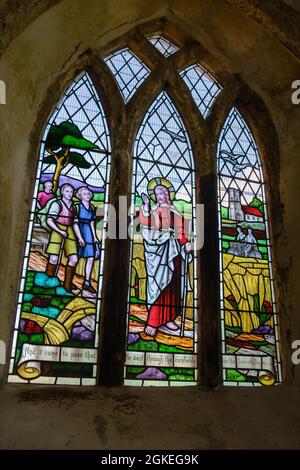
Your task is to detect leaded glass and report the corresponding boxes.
[104,48,150,102]
[180,64,221,117]
[217,107,282,386]
[148,36,180,57]
[8,73,111,385]
[125,91,198,386]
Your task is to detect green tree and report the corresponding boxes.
[43,121,100,193]
[249,197,264,215]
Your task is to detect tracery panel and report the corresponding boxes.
[125,91,198,386]
[8,73,111,385]
[217,107,282,386]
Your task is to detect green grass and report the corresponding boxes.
[226,326,242,334]
[222,234,235,241]
[126,366,195,381]
[222,241,230,251]
[129,315,145,325]
[161,367,194,377]
[250,340,269,346]
[130,296,146,304]
[158,344,188,354]
[128,339,159,352]
[128,338,188,354]
[221,234,269,260]
[61,339,94,348]
[126,366,145,375]
[226,369,247,382]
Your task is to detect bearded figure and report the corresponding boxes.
[139,178,192,337]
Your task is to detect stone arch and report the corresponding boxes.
[2,15,289,386]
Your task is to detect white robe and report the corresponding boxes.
[141,205,192,309]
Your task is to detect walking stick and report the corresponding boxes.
[54,234,65,278]
[180,217,192,337]
[180,248,190,337]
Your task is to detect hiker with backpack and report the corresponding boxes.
[45,183,84,292]
[37,180,55,209]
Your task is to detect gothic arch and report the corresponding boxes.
[7,18,285,387]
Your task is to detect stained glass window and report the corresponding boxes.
[125,91,198,386]
[8,73,111,385]
[148,36,180,57]
[8,28,283,389]
[104,48,150,102]
[180,64,221,117]
[217,107,282,386]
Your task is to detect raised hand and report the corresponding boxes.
[184,242,192,253]
[141,192,150,209]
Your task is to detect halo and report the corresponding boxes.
[147,177,175,201]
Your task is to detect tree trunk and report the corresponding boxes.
[52,159,65,193]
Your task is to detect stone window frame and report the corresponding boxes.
[23,18,286,387]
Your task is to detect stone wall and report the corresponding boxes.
[0,0,300,450]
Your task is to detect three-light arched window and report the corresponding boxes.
[8,28,282,387]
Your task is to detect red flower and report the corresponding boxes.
[24,320,42,335]
[227,295,235,301]
[263,300,273,313]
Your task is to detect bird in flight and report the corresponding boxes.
[219,150,258,173]
[161,126,186,142]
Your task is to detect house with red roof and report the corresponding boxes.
[228,187,264,222]
[241,205,264,222]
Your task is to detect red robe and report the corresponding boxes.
[139,204,187,328]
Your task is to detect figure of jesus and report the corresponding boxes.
[139,179,192,337]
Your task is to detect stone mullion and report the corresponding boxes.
[168,43,232,86]
[86,57,125,131]
[126,62,170,130]
[206,79,242,147]
[96,131,131,386]
[128,30,164,70]
[168,43,209,72]
[199,133,221,387]
[88,58,130,386]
